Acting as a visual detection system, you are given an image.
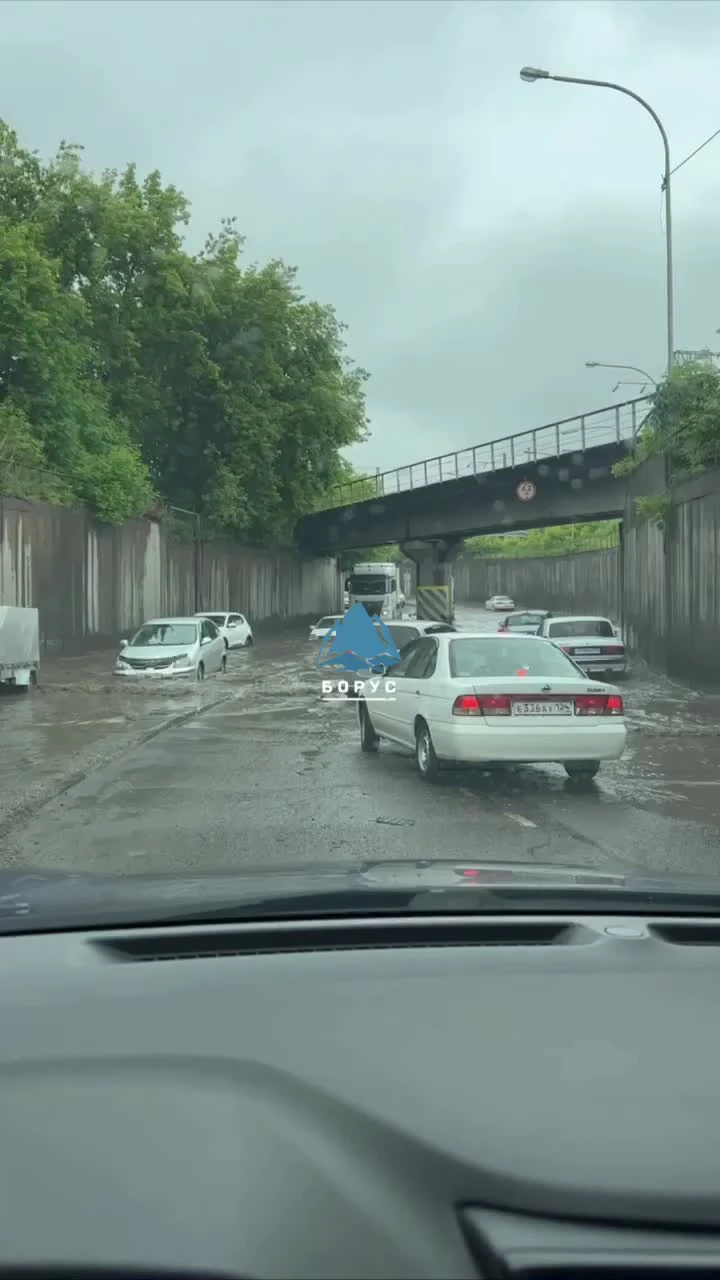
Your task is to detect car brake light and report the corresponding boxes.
[452,694,511,716]
[604,644,625,653]
[575,693,624,716]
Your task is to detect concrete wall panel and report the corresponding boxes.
[0,498,338,656]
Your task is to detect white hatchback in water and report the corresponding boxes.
[114,616,227,681]
[357,631,626,782]
[195,611,253,649]
[309,615,343,641]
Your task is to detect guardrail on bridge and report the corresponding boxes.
[325,395,652,511]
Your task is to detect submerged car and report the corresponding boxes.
[498,610,553,635]
[538,615,627,680]
[309,615,343,641]
[114,616,227,680]
[195,611,253,649]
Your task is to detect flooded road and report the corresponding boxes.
[2,606,720,876]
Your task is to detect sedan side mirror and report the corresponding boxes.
[119,639,128,650]
[201,635,211,646]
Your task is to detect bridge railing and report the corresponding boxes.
[324,395,652,510]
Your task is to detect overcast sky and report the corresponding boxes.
[2,0,719,473]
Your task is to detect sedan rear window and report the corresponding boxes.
[316,617,340,629]
[449,638,579,679]
[386,625,419,650]
[547,619,613,639]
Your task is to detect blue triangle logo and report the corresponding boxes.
[316,603,401,674]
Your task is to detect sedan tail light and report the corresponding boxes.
[453,694,511,716]
[575,693,623,716]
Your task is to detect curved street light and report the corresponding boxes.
[520,67,674,379]
[585,360,657,386]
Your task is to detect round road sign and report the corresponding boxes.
[516,480,536,502]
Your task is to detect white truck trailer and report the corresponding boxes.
[0,606,39,690]
[346,562,404,620]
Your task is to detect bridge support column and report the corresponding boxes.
[401,538,463,624]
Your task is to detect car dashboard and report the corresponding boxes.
[3,910,720,1278]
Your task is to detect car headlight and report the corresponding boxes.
[172,654,191,669]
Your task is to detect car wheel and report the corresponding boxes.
[564,761,600,781]
[359,701,379,752]
[197,663,205,681]
[245,635,253,647]
[220,654,227,674]
[415,719,440,782]
[223,637,229,649]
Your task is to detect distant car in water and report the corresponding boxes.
[384,619,457,655]
[309,615,343,641]
[485,595,515,612]
[195,611,253,650]
[498,610,553,636]
[538,615,627,680]
[114,616,226,681]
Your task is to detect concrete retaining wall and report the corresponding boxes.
[0,497,338,655]
[448,454,720,686]
[450,548,620,619]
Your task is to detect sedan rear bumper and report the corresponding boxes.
[431,720,627,764]
[575,658,628,677]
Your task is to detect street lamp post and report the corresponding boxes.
[585,360,658,386]
[520,67,674,380]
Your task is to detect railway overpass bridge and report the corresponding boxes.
[296,395,650,622]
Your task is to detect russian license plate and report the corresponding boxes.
[512,700,574,716]
[580,648,601,656]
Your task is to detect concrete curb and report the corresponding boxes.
[0,688,237,842]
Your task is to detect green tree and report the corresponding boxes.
[613,362,720,479]
[465,521,619,559]
[0,202,153,522]
[0,119,369,540]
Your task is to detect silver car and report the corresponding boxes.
[114,616,227,681]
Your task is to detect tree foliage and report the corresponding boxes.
[0,121,368,535]
[613,363,720,479]
[465,521,619,559]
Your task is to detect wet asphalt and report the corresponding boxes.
[2,606,720,877]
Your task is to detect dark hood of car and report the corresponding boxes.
[2,860,720,932]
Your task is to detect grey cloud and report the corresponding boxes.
[1,0,719,477]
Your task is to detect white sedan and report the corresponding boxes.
[485,595,515,612]
[357,631,626,783]
[195,611,253,649]
[309,615,343,641]
[114,616,226,680]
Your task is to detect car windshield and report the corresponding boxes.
[130,624,198,647]
[547,620,614,639]
[449,638,580,679]
[3,3,718,934]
